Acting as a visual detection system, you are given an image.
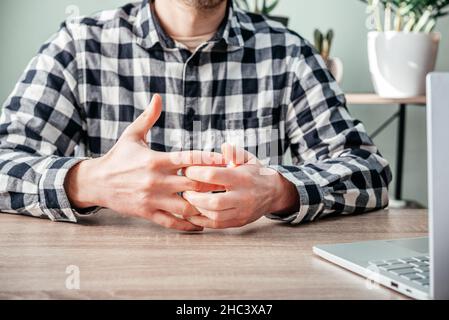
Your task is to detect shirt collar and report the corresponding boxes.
[134,0,244,51]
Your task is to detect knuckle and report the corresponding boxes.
[145,196,157,208]
[145,158,155,169]
[143,176,158,190]
[147,157,161,170]
[137,207,154,219]
[136,191,149,203]
[136,191,146,204]
[140,198,154,213]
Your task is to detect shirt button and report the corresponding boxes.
[187,108,196,120]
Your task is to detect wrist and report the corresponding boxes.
[269,170,300,214]
[65,158,102,209]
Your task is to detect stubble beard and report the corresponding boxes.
[181,0,227,10]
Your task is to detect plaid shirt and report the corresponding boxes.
[0,0,391,224]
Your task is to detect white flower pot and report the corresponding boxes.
[368,31,440,98]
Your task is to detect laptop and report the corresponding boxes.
[313,73,449,300]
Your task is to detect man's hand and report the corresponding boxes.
[65,94,224,231]
[183,143,300,229]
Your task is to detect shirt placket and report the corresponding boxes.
[181,48,206,151]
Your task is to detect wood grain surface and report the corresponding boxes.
[0,209,427,300]
[346,94,426,105]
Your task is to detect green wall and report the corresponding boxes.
[1,0,448,205]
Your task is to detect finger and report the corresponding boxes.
[199,184,226,193]
[124,94,163,140]
[187,215,243,230]
[165,150,227,169]
[221,143,258,166]
[163,176,225,193]
[184,166,240,186]
[147,210,204,232]
[183,190,238,211]
[194,207,240,222]
[157,196,202,218]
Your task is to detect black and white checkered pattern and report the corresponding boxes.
[0,0,392,224]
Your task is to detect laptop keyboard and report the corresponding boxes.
[369,256,430,287]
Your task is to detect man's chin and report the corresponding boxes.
[181,0,228,10]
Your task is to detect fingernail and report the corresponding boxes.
[143,96,154,115]
[149,95,156,106]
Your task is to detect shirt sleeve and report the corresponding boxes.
[0,22,96,222]
[267,42,392,224]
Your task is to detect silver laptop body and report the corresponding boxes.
[313,73,449,300]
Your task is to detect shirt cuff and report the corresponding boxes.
[38,157,100,223]
[265,165,325,224]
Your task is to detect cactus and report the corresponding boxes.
[358,0,449,33]
[314,29,334,62]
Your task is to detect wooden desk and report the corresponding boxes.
[0,209,427,300]
[346,94,426,206]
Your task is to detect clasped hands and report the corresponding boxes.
[65,95,299,231]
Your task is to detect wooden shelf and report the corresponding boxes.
[346,93,426,105]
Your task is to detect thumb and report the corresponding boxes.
[221,143,258,166]
[125,94,163,140]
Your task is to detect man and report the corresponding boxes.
[0,0,392,231]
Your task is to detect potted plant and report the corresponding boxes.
[235,0,289,26]
[314,29,344,83]
[359,0,448,98]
